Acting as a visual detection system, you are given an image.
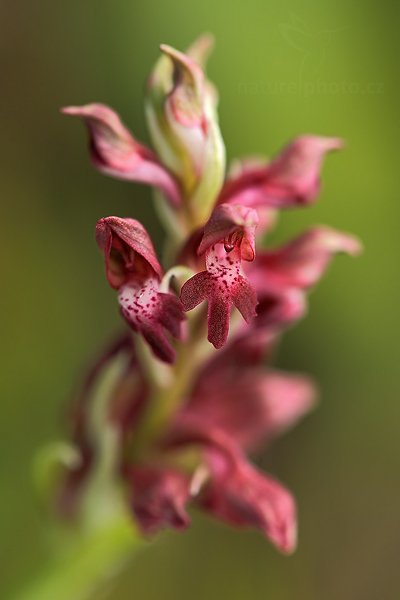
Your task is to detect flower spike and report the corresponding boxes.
[57,36,361,561]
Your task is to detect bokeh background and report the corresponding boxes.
[1,1,399,598]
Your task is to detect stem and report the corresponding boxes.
[16,355,147,600]
[12,518,142,600]
[130,309,212,457]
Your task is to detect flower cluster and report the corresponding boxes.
[60,35,360,553]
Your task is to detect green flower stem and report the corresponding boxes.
[19,350,148,600]
[13,518,142,600]
[130,309,212,458]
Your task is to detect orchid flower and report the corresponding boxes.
[96,216,185,363]
[180,204,259,348]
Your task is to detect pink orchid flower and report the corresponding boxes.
[96,216,185,363]
[180,204,259,348]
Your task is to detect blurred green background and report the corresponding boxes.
[1,0,399,598]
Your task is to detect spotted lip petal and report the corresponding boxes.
[96,216,185,363]
[219,135,344,209]
[118,280,185,364]
[181,244,257,349]
[62,103,181,207]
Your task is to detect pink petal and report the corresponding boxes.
[254,288,308,329]
[202,449,297,553]
[62,103,181,206]
[163,419,296,552]
[129,466,191,534]
[252,226,362,292]
[230,274,258,323]
[266,135,344,202]
[179,270,210,311]
[181,366,315,451]
[157,292,186,339]
[219,135,343,209]
[206,287,231,349]
[258,371,317,438]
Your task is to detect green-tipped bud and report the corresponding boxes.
[145,35,226,229]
